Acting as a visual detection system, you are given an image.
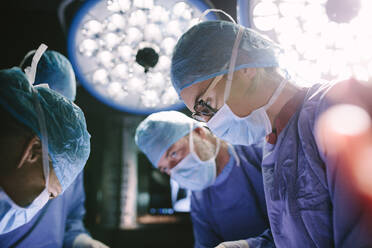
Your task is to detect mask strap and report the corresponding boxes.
[27,44,50,190]
[214,136,221,159]
[263,77,287,110]
[228,144,240,166]
[198,9,236,23]
[24,44,47,85]
[19,50,36,69]
[224,26,244,103]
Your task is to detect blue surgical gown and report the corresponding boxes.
[191,145,274,248]
[0,172,88,248]
[262,83,372,247]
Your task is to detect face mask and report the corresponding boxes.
[207,78,287,145]
[170,125,221,191]
[0,186,50,234]
[205,25,287,146]
[0,44,51,235]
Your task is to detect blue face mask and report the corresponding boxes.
[170,125,221,191]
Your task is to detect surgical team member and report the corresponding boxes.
[0,50,108,248]
[0,52,104,247]
[170,20,372,247]
[135,111,273,248]
[0,66,88,234]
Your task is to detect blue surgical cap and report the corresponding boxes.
[135,111,204,167]
[20,50,76,101]
[171,20,280,95]
[0,67,90,192]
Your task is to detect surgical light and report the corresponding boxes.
[250,0,371,86]
[68,0,216,114]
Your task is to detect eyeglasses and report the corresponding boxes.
[192,75,224,122]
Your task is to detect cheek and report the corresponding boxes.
[212,80,228,109]
[180,90,197,112]
[193,138,214,161]
[21,170,45,206]
[29,165,46,193]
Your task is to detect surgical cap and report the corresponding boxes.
[171,20,280,95]
[20,50,76,101]
[0,67,90,192]
[135,111,204,167]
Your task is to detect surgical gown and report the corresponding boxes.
[191,145,274,248]
[0,172,88,248]
[262,82,372,247]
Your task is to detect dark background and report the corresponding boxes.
[0,1,237,247]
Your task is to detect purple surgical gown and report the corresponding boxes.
[0,172,88,248]
[262,83,372,247]
[191,145,274,248]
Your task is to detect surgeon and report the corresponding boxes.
[135,111,273,248]
[171,19,372,247]
[0,50,107,247]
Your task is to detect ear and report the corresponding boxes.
[17,135,42,169]
[242,68,257,80]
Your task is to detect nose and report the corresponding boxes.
[48,188,60,199]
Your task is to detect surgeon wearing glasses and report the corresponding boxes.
[170,20,372,247]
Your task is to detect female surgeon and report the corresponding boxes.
[170,19,372,247]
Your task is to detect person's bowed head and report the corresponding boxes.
[135,111,226,191]
[171,20,292,146]
[0,67,90,234]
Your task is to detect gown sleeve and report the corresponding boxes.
[63,172,90,248]
[246,229,275,248]
[191,192,222,248]
[315,83,372,247]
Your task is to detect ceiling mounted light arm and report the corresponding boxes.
[237,0,250,27]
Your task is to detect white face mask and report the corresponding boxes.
[205,26,287,145]
[0,44,51,235]
[170,125,221,191]
[0,185,50,234]
[207,78,287,145]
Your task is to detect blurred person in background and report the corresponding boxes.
[135,111,274,248]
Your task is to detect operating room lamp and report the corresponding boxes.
[68,0,216,114]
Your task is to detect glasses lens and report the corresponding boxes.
[196,100,215,115]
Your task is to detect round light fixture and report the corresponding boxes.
[250,0,371,86]
[68,0,216,114]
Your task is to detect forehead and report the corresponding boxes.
[180,79,211,111]
[157,134,188,166]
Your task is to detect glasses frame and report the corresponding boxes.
[192,75,224,121]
